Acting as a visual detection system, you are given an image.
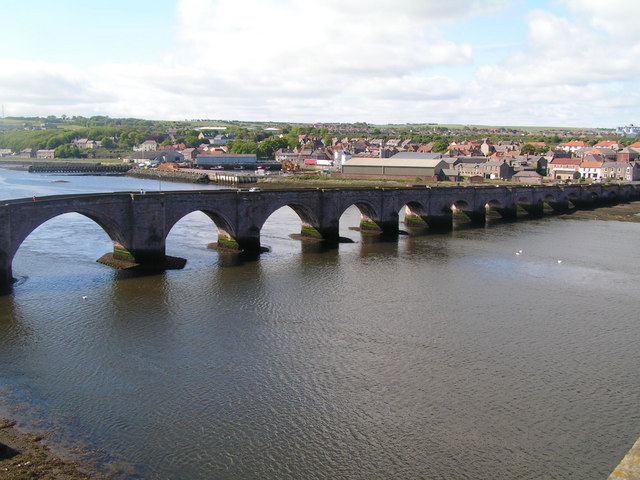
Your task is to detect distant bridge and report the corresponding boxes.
[1,184,638,288]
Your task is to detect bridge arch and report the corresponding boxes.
[256,203,323,245]
[7,211,118,284]
[165,207,237,250]
[255,201,323,243]
[8,206,125,262]
[335,198,385,234]
[267,203,319,231]
[401,200,429,230]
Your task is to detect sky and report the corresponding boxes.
[1,0,638,128]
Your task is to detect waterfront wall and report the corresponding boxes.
[126,167,209,183]
[28,163,133,174]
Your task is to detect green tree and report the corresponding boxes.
[432,139,449,153]
[256,136,289,160]
[229,139,258,154]
[101,137,116,149]
[54,144,81,158]
[184,135,201,148]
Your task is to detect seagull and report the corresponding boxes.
[82,296,88,300]
[557,260,562,264]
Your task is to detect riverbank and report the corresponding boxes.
[558,201,640,222]
[0,418,97,479]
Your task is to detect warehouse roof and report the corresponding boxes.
[343,156,446,168]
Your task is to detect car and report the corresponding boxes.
[248,187,262,192]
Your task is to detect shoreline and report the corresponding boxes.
[0,417,99,479]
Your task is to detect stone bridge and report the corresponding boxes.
[1,184,638,288]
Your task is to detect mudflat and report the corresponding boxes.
[558,200,640,222]
[0,418,96,480]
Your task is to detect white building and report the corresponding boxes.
[134,140,158,152]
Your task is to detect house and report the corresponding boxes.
[481,160,513,180]
[36,149,55,159]
[455,160,513,180]
[19,148,35,158]
[480,139,494,156]
[601,162,640,181]
[593,140,622,151]
[73,138,100,149]
[275,149,301,164]
[548,157,582,180]
[303,150,332,169]
[559,140,589,153]
[333,150,352,166]
[416,142,434,153]
[579,158,603,180]
[197,131,216,141]
[179,148,198,162]
[512,170,544,184]
[616,148,640,163]
[588,148,617,160]
[134,140,158,152]
[440,168,461,181]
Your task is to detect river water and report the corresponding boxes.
[0,167,638,479]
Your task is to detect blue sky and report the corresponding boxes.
[1,0,638,127]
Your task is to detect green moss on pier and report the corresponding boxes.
[404,214,427,227]
[113,247,135,261]
[359,220,382,231]
[300,225,323,238]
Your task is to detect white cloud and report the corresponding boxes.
[557,0,640,40]
[0,60,112,107]
[320,0,509,21]
[85,0,478,120]
[177,0,474,78]
[2,0,639,126]
[475,9,640,97]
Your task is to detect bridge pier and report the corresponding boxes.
[493,206,518,220]
[519,202,544,218]
[0,254,13,290]
[461,208,487,226]
[548,200,571,213]
[358,216,400,239]
[99,242,186,270]
[425,215,453,232]
[308,224,341,246]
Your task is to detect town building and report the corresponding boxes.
[559,140,589,153]
[548,157,582,180]
[579,158,603,180]
[341,152,448,179]
[601,162,640,181]
[36,149,55,159]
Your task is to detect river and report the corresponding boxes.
[0,167,638,479]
